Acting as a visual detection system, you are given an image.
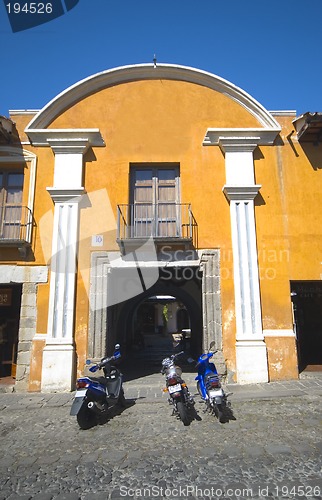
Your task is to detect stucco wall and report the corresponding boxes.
[7,74,322,388]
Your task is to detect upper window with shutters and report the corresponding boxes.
[117,164,197,247]
[0,146,36,254]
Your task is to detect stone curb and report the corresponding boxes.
[1,375,322,406]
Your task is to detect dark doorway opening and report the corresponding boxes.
[109,267,202,380]
[291,281,322,372]
[0,284,22,383]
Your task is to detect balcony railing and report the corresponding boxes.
[0,205,33,245]
[117,203,197,245]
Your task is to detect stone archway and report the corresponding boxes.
[114,277,203,357]
[88,250,226,375]
[88,252,204,358]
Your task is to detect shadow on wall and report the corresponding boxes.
[300,143,322,170]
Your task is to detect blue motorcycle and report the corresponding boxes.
[195,342,229,423]
[70,344,126,429]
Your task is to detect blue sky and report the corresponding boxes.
[1,0,322,117]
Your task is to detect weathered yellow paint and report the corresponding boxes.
[265,336,299,380]
[8,75,321,388]
[28,336,45,392]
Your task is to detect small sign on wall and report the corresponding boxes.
[91,235,104,247]
[0,289,12,306]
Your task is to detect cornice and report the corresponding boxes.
[0,145,37,160]
[203,128,280,147]
[26,129,105,151]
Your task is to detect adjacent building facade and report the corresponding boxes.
[0,64,321,392]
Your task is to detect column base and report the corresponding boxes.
[236,339,268,384]
[41,343,75,392]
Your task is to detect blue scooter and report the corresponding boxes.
[195,342,229,423]
[70,344,126,429]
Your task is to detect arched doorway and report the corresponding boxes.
[110,273,202,378]
[88,251,223,380]
[129,295,191,363]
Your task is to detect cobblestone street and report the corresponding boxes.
[0,373,321,500]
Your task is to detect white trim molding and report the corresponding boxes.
[26,129,105,149]
[9,110,39,115]
[203,128,280,147]
[223,185,261,201]
[24,63,281,131]
[235,340,269,384]
[47,188,86,202]
[264,329,295,337]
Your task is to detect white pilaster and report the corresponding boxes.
[41,188,84,392]
[219,135,269,384]
[27,131,105,392]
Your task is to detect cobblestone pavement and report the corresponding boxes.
[0,373,321,500]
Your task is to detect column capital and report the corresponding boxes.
[46,187,86,203]
[223,185,261,201]
[219,137,260,154]
[47,138,90,155]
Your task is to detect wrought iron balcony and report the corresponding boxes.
[0,205,33,246]
[117,203,197,246]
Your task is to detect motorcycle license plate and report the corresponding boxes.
[209,389,224,397]
[70,391,86,416]
[75,389,87,397]
[168,383,182,394]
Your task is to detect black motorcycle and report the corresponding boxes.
[70,344,126,429]
[161,351,195,426]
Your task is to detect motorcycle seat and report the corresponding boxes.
[88,376,109,386]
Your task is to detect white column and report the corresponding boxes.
[220,137,268,384]
[41,139,88,392]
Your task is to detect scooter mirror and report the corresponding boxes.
[114,344,120,350]
[85,359,91,365]
[209,341,216,350]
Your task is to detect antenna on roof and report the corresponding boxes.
[153,54,157,68]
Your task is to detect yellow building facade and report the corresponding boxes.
[0,64,321,392]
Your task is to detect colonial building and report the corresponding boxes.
[0,64,321,392]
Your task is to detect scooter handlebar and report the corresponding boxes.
[173,351,184,359]
[89,352,121,371]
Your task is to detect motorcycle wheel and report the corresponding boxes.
[76,402,97,430]
[117,388,127,407]
[176,401,190,426]
[197,381,202,398]
[215,403,227,424]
